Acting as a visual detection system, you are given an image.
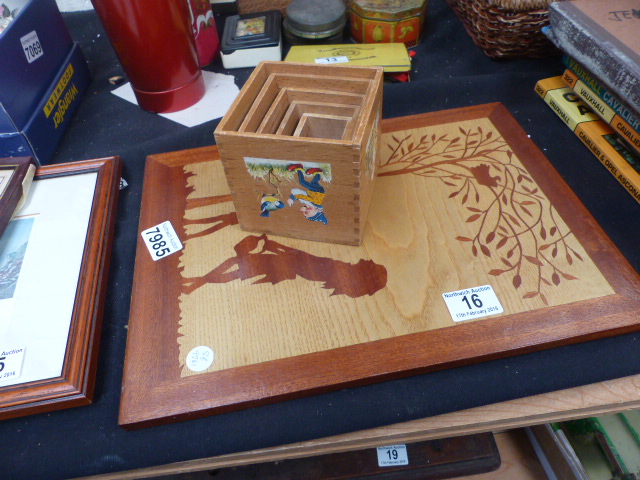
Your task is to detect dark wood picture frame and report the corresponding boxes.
[120,103,640,429]
[0,157,121,420]
[0,157,36,238]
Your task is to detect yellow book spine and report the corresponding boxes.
[562,69,640,157]
[568,74,616,122]
[534,76,600,131]
[562,69,578,89]
[611,116,640,155]
[576,122,640,203]
[535,76,640,204]
[535,75,566,98]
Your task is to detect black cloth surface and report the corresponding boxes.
[2,1,640,479]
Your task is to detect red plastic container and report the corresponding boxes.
[92,0,205,112]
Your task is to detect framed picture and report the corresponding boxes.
[0,157,121,420]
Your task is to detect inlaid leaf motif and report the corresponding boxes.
[380,123,583,303]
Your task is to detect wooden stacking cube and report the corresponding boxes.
[214,61,383,245]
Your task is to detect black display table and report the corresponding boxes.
[2,1,639,479]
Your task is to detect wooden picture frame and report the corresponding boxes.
[120,104,640,429]
[0,157,121,420]
[0,157,36,238]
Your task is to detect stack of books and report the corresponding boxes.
[536,0,640,204]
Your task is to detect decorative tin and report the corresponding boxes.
[349,0,428,48]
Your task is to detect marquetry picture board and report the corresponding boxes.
[120,103,640,429]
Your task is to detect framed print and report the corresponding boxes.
[0,157,121,420]
[120,104,640,429]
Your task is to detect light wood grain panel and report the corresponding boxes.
[263,60,380,80]
[276,101,359,136]
[257,88,364,135]
[238,73,279,133]
[474,430,547,480]
[239,74,370,134]
[294,114,352,139]
[256,86,290,134]
[181,107,616,374]
[216,64,270,132]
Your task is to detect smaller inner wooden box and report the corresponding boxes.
[214,61,383,245]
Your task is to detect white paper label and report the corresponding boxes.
[186,346,214,372]
[20,31,44,64]
[442,285,504,322]
[315,56,349,64]
[377,445,409,467]
[0,347,25,383]
[141,221,183,261]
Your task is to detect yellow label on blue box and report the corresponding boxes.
[43,63,74,118]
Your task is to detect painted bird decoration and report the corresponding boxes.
[260,194,285,217]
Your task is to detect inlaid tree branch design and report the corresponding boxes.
[380,125,582,305]
[179,172,387,298]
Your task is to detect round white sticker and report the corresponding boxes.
[186,346,214,372]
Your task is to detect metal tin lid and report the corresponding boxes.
[351,0,427,20]
[284,0,346,39]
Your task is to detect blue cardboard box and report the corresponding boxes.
[1,42,90,165]
[0,0,74,130]
[0,0,89,165]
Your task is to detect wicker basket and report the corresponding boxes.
[237,0,348,15]
[237,0,291,14]
[445,0,563,58]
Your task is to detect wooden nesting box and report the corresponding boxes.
[214,61,383,245]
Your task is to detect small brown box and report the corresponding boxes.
[214,61,383,245]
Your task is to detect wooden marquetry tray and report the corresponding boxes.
[120,103,640,428]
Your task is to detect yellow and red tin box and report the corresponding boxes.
[349,0,428,48]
